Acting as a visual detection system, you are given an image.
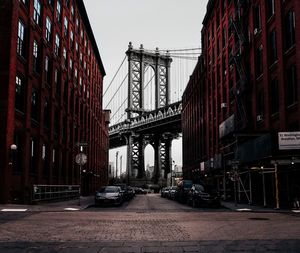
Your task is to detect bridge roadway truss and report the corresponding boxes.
[109,43,182,184]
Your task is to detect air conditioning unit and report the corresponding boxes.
[254,28,258,35]
[221,103,227,109]
[256,115,263,121]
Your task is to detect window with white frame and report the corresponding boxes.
[15,75,24,112]
[17,20,25,57]
[45,16,52,42]
[64,17,68,37]
[33,40,39,72]
[33,0,41,25]
[56,0,61,22]
[55,34,60,56]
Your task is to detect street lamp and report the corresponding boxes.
[9,144,18,166]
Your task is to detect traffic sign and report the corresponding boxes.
[75,153,87,165]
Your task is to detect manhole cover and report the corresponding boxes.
[249,217,269,221]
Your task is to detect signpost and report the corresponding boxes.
[75,153,87,205]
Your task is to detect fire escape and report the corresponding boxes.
[229,0,250,130]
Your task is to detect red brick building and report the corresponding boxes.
[182,56,205,182]
[183,0,300,208]
[0,0,109,203]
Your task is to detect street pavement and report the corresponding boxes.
[0,194,300,252]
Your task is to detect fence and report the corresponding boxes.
[32,184,80,202]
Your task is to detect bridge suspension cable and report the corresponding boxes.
[103,55,127,98]
[104,73,128,109]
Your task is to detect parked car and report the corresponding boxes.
[114,183,131,201]
[161,187,170,198]
[95,186,123,206]
[146,184,160,193]
[167,186,178,200]
[187,184,220,208]
[175,180,193,203]
[133,187,147,194]
[127,186,135,199]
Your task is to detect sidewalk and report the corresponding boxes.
[221,200,300,214]
[0,196,94,212]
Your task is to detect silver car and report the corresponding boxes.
[95,186,123,206]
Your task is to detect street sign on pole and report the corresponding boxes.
[75,142,89,147]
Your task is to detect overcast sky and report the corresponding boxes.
[83,0,208,173]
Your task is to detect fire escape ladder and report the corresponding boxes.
[230,0,250,129]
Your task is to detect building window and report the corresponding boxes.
[17,20,26,57]
[13,133,23,174]
[54,109,59,135]
[63,48,67,67]
[256,45,263,77]
[64,17,68,37]
[285,10,295,51]
[55,69,61,96]
[76,18,79,31]
[70,30,74,46]
[69,58,73,72]
[286,65,298,106]
[44,100,50,129]
[31,89,39,120]
[222,28,226,48]
[267,0,275,19]
[33,0,41,25]
[270,78,279,115]
[55,34,60,56]
[64,79,68,103]
[48,0,54,7]
[33,40,39,72]
[254,4,261,31]
[45,16,52,42]
[71,6,74,18]
[44,56,52,84]
[20,0,28,6]
[56,0,61,22]
[222,0,226,16]
[15,76,24,112]
[42,143,49,176]
[80,52,83,64]
[52,148,55,163]
[74,68,78,85]
[268,30,277,64]
[257,89,264,117]
[30,138,37,174]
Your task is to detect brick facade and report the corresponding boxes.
[0,0,109,203]
[183,0,300,208]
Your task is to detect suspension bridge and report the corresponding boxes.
[104,42,200,184]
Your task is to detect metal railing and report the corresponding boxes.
[32,184,80,202]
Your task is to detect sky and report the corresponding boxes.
[83,0,208,174]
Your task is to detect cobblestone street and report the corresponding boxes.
[1,194,300,252]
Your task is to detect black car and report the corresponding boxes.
[95,186,123,206]
[187,184,220,208]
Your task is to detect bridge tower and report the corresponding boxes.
[125,42,173,183]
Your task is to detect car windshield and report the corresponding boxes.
[171,186,177,190]
[195,185,205,192]
[98,186,119,193]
